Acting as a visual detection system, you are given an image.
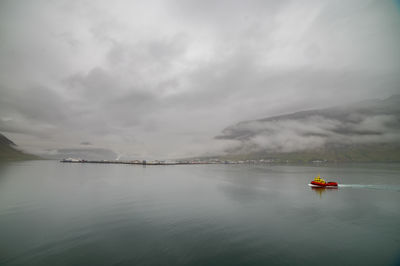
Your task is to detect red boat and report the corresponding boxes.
[309,175,338,188]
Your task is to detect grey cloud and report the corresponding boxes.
[0,85,68,123]
[0,0,399,158]
[102,32,190,90]
[0,84,71,139]
[103,90,161,127]
[65,67,118,101]
[170,0,289,29]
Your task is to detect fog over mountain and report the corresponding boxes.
[0,133,39,160]
[216,95,400,156]
[0,1,399,159]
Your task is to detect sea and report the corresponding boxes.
[0,160,399,266]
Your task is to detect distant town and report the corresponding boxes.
[60,158,327,165]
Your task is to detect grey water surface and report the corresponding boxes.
[0,161,399,266]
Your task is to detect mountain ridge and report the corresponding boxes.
[215,95,400,162]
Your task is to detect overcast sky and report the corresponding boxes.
[0,0,399,159]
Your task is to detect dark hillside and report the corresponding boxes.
[0,133,40,161]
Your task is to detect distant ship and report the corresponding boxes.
[308,175,338,188]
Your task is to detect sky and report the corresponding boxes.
[0,0,399,159]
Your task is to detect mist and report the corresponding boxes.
[216,95,400,155]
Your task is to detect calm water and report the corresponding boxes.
[0,161,399,266]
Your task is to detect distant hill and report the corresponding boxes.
[0,133,40,161]
[216,95,400,162]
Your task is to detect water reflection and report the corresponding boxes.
[311,187,338,198]
[1,161,399,266]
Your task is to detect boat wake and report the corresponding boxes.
[338,184,400,191]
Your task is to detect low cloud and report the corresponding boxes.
[217,97,400,154]
[42,148,117,160]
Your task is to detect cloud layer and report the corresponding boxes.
[0,0,399,158]
[217,96,400,154]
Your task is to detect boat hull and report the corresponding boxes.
[309,181,338,188]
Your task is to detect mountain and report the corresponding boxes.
[0,133,40,161]
[216,95,400,162]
